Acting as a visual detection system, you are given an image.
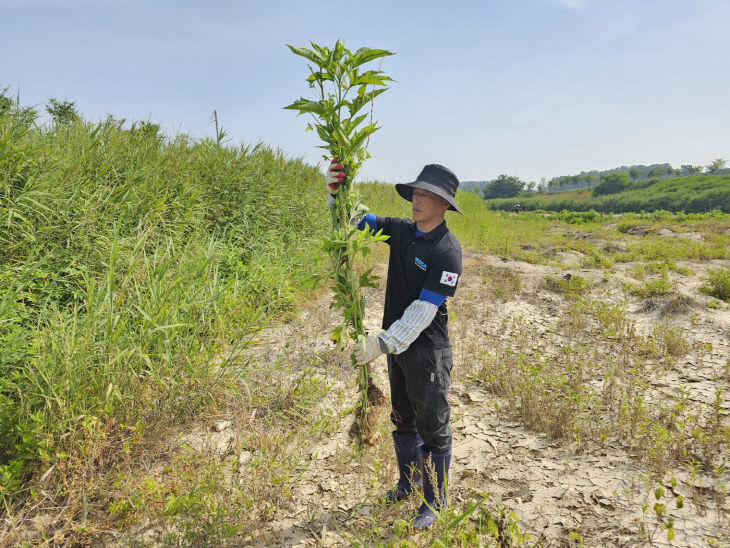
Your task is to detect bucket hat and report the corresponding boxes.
[395,164,463,215]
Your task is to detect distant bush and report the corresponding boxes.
[616,220,645,233]
[554,209,602,224]
[593,172,629,196]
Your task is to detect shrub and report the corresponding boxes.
[555,209,601,224]
[626,273,673,298]
[699,267,730,302]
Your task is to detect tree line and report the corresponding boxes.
[463,159,728,200]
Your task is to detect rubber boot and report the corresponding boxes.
[413,447,451,531]
[384,432,423,504]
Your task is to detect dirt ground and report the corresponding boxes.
[239,245,730,547]
[103,237,729,547]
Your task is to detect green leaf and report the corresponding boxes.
[349,88,387,116]
[351,123,379,149]
[353,70,393,86]
[351,48,394,68]
[306,71,334,83]
[334,126,351,148]
[283,98,327,116]
[345,113,369,133]
[315,124,332,143]
[359,268,380,289]
[287,44,325,66]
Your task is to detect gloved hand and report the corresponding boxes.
[325,157,345,195]
[354,335,384,365]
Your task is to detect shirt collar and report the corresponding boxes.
[411,219,448,241]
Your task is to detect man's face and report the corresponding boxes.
[411,189,449,224]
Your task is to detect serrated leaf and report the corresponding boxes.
[359,268,380,288]
[346,113,369,132]
[283,98,326,116]
[351,48,394,68]
[287,44,325,66]
[350,88,387,116]
[306,71,333,83]
[351,123,379,149]
[353,70,393,86]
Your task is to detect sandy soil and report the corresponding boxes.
[209,247,729,547]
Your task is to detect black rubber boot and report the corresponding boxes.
[413,447,451,531]
[384,432,423,504]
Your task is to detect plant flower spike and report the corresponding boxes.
[285,40,393,447]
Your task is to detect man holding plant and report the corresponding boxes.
[327,161,463,531]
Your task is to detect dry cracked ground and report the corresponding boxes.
[54,226,729,547]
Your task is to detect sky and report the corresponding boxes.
[2,0,729,184]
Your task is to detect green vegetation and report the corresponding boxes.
[485,174,730,213]
[699,267,730,302]
[361,186,729,269]
[481,174,525,199]
[0,102,326,507]
[285,40,393,445]
[592,172,629,196]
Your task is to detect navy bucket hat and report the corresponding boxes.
[395,164,463,215]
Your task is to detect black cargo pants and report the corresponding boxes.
[387,344,453,454]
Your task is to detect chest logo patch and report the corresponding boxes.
[415,257,428,271]
[440,271,459,287]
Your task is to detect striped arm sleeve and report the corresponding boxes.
[378,299,438,355]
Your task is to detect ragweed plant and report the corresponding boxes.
[285,41,393,446]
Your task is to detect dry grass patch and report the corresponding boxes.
[477,264,523,300]
[638,293,697,318]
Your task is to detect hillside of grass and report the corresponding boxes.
[484,174,730,213]
[0,111,329,506]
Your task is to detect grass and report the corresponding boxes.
[473,293,728,476]
[0,109,327,515]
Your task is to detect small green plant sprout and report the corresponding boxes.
[285,41,393,446]
[641,477,684,544]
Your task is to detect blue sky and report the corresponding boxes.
[2,0,729,184]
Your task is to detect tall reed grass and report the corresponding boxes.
[0,108,326,505]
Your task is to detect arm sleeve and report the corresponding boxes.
[377,299,438,355]
[419,288,446,307]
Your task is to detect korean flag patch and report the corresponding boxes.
[440,271,459,287]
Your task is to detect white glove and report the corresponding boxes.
[354,335,384,365]
[325,158,345,195]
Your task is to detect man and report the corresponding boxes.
[326,161,463,531]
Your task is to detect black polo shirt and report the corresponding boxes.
[375,216,462,349]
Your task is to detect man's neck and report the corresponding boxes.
[416,216,445,234]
